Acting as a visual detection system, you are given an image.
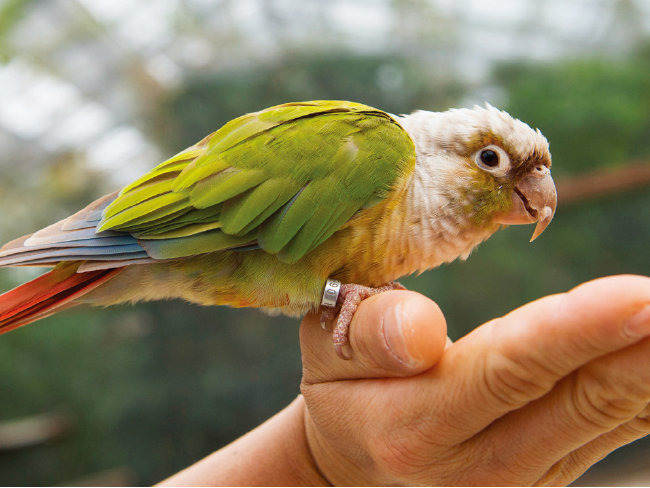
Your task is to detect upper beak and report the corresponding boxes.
[494,166,557,242]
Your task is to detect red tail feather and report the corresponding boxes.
[0,262,122,335]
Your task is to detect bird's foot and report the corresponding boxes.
[320,281,405,360]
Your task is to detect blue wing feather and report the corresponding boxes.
[0,192,152,268]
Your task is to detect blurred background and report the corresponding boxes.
[0,0,648,485]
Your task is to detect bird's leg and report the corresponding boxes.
[320,281,405,360]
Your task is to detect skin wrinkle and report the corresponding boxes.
[637,404,650,420]
[535,415,646,486]
[496,293,576,377]
[574,374,643,428]
[300,403,335,486]
[567,412,649,483]
[490,307,565,390]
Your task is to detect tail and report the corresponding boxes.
[0,262,122,335]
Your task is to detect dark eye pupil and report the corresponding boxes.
[480,149,499,167]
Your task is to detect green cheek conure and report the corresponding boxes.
[0,100,556,359]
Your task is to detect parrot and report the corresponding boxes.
[0,100,556,359]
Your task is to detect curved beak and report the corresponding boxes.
[494,167,557,242]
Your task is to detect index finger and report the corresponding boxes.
[417,274,650,445]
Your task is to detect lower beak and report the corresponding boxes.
[494,167,557,242]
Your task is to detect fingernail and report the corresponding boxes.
[383,301,420,367]
[624,304,650,338]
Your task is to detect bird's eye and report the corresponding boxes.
[474,145,510,174]
[479,150,499,167]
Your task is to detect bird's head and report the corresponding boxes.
[403,104,557,242]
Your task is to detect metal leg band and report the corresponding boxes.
[321,279,341,307]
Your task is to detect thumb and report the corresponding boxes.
[301,290,448,383]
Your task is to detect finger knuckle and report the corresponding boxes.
[482,351,552,407]
[571,369,647,429]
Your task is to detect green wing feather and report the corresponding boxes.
[98,101,415,264]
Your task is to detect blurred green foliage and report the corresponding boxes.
[0,0,32,62]
[0,300,301,484]
[494,43,650,176]
[0,25,648,488]
[160,53,463,151]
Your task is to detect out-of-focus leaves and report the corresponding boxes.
[493,43,650,177]
[0,302,300,485]
[160,53,464,151]
[0,0,32,62]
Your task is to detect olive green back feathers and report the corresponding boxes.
[99,101,416,264]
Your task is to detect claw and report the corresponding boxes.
[319,307,337,330]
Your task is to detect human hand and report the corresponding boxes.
[300,275,650,485]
